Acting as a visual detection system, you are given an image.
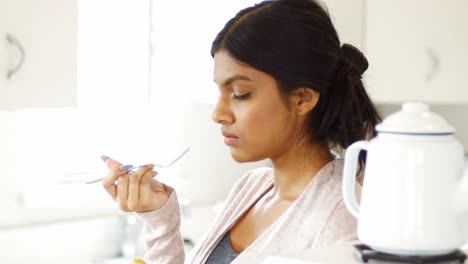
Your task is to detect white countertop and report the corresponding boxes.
[262,242,468,264]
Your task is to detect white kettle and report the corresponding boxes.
[343,102,468,256]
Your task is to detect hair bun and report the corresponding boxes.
[341,43,368,75]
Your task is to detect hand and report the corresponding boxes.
[101,156,170,213]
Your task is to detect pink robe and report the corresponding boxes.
[138,159,361,264]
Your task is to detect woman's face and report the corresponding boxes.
[212,51,301,162]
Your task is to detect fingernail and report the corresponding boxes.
[100,155,109,162]
[120,164,133,171]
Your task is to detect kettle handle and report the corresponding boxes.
[343,140,369,218]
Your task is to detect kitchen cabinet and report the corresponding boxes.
[0,0,149,110]
[323,0,363,50]
[365,0,468,104]
[0,0,77,110]
[77,0,149,106]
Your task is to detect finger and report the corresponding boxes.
[140,165,157,184]
[127,166,150,209]
[127,166,154,210]
[140,164,158,184]
[103,170,128,199]
[138,169,163,199]
[101,156,127,199]
[140,167,164,192]
[149,178,166,193]
[116,173,130,209]
[104,156,123,171]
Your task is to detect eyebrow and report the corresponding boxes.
[215,75,253,87]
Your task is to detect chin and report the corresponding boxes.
[231,155,250,163]
[229,149,264,163]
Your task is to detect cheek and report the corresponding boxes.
[241,103,289,138]
[243,105,270,127]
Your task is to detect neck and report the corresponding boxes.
[269,141,333,201]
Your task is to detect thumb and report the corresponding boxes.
[140,165,157,184]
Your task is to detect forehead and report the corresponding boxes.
[213,51,260,85]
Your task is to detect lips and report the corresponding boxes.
[222,131,237,138]
[222,130,238,145]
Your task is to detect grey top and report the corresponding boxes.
[205,232,240,264]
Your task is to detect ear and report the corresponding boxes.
[291,88,320,116]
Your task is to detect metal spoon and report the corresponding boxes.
[85,147,190,184]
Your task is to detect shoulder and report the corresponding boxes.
[315,158,361,195]
[312,159,361,246]
[325,158,345,183]
[302,158,346,199]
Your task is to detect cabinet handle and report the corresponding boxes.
[5,33,25,80]
[425,47,439,82]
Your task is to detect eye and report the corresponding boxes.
[233,93,250,100]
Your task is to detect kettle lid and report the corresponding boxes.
[376,102,455,134]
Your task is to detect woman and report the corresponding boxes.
[102,0,381,263]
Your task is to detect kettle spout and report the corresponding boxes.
[453,168,468,212]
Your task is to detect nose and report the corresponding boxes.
[211,96,233,124]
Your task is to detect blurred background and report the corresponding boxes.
[0,0,467,263]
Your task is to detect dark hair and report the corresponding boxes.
[211,0,381,151]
